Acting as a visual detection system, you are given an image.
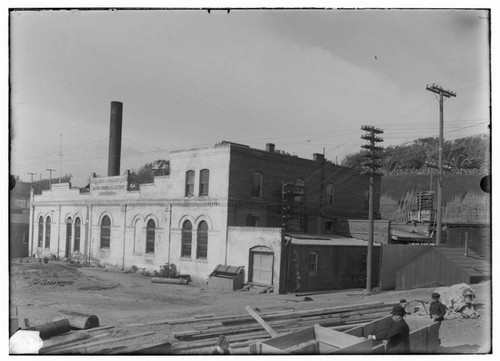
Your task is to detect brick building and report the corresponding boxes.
[29,141,381,293]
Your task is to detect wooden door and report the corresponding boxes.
[251,251,274,285]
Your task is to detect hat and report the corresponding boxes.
[391,305,406,316]
[399,299,407,304]
[431,292,440,299]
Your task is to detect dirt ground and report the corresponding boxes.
[8,259,492,354]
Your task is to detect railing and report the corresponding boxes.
[383,168,488,176]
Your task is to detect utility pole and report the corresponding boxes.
[58,134,64,183]
[46,168,55,189]
[426,84,456,246]
[27,172,37,185]
[360,125,384,293]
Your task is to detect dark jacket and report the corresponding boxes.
[429,300,446,321]
[385,318,410,354]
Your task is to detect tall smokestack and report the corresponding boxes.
[108,101,123,176]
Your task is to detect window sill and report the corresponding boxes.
[195,258,208,263]
[100,248,110,252]
[180,257,192,261]
[144,252,155,257]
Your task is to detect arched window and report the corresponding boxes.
[100,216,111,249]
[74,218,81,252]
[45,216,51,248]
[181,220,192,257]
[146,219,156,254]
[326,184,335,206]
[309,251,319,275]
[199,169,209,196]
[196,221,208,259]
[38,216,44,247]
[185,170,195,197]
[251,172,263,198]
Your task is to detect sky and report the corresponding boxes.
[8,6,491,187]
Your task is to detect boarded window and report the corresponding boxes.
[45,216,51,248]
[326,184,335,206]
[196,221,208,259]
[199,169,209,196]
[251,172,263,198]
[146,219,155,253]
[38,216,44,247]
[74,218,81,252]
[100,216,111,249]
[185,170,195,197]
[181,220,192,258]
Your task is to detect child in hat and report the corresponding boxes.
[368,305,410,354]
[429,292,446,323]
[212,334,230,355]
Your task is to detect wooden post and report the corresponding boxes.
[464,232,469,257]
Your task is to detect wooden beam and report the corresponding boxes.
[245,306,278,337]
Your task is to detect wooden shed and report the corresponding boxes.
[395,246,490,290]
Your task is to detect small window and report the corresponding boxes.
[246,215,259,227]
[324,221,335,233]
[309,252,318,275]
[185,170,195,197]
[181,220,192,257]
[100,216,111,249]
[38,216,44,247]
[45,216,51,248]
[362,253,367,264]
[196,221,208,259]
[199,169,209,196]
[146,219,156,253]
[74,218,81,252]
[251,172,263,198]
[326,184,335,206]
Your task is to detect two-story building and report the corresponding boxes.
[29,140,382,293]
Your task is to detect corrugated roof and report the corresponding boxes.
[391,229,430,241]
[286,233,380,247]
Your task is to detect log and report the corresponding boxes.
[151,277,188,285]
[57,310,100,329]
[29,319,71,340]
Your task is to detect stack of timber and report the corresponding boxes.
[39,325,171,354]
[169,301,397,353]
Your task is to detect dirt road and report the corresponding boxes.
[9,259,492,354]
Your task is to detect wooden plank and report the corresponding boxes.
[409,327,428,353]
[245,306,278,337]
[39,331,91,353]
[427,323,440,352]
[64,331,156,353]
[43,332,112,354]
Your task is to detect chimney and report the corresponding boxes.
[266,143,275,153]
[108,101,123,176]
[313,153,324,162]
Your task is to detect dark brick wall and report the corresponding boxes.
[227,144,381,232]
[336,219,391,244]
[286,244,381,292]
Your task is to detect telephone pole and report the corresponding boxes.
[360,125,384,293]
[425,84,456,246]
[27,172,37,185]
[46,168,55,189]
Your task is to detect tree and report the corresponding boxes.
[129,159,170,185]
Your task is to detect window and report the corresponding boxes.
[294,178,305,202]
[74,218,81,252]
[45,217,51,248]
[309,252,318,275]
[251,172,263,198]
[38,216,44,247]
[100,216,111,249]
[199,169,209,196]
[324,221,335,233]
[146,219,155,253]
[181,220,192,257]
[185,170,195,197]
[326,184,335,206]
[246,215,259,227]
[196,221,208,259]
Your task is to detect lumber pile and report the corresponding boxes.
[169,301,397,353]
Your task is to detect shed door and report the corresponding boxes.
[251,251,274,285]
